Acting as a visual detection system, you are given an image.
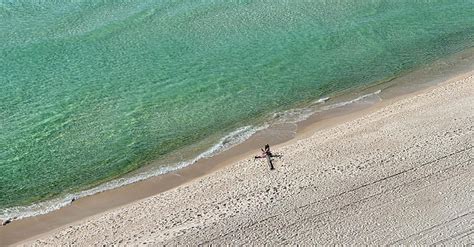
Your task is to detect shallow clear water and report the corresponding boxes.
[1,0,473,212]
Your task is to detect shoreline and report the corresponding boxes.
[1,50,473,245]
[14,69,474,245]
[3,46,474,222]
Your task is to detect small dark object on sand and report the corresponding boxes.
[2,218,12,226]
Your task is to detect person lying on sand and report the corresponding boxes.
[254,144,281,170]
[254,144,272,159]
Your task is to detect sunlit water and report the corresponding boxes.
[1,0,473,217]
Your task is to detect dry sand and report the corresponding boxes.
[11,74,474,245]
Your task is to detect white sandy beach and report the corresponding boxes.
[13,74,474,245]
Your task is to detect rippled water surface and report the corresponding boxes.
[1,0,473,214]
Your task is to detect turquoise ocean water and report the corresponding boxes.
[1,0,473,218]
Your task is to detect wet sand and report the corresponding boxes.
[2,70,472,245]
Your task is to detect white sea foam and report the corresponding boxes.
[315,97,330,104]
[0,90,381,221]
[0,125,265,221]
[272,96,331,124]
[271,90,381,124]
[322,90,381,110]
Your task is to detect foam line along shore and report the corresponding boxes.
[1,0,473,237]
